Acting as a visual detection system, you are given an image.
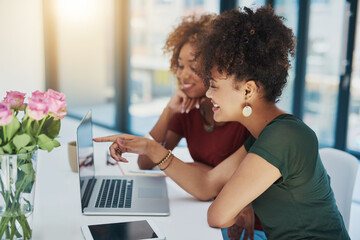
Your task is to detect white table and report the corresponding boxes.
[32,116,222,239]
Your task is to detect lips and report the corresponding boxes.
[182,83,194,90]
[211,100,220,111]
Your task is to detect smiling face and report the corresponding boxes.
[205,69,244,122]
[176,43,207,98]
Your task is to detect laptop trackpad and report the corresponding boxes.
[138,188,163,198]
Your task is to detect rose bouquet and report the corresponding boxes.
[0,89,67,239]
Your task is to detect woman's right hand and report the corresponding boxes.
[93,134,167,164]
[167,89,205,114]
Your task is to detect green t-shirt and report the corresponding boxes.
[244,114,349,240]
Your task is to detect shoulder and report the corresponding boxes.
[249,115,319,179]
[261,114,318,146]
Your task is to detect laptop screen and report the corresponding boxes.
[77,110,95,179]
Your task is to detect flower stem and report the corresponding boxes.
[35,116,47,137]
[2,125,6,143]
[0,153,35,240]
[9,217,16,239]
[26,117,31,131]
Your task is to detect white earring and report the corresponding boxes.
[242,105,252,117]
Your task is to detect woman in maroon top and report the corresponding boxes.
[98,14,264,240]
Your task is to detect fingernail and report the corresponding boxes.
[186,109,189,113]
[196,104,200,109]
[181,109,184,113]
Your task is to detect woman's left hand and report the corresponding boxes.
[227,204,255,240]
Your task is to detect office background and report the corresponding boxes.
[1,0,360,158]
[1,1,360,239]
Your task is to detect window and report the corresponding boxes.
[54,0,116,128]
[348,1,360,152]
[302,0,347,147]
[273,0,298,113]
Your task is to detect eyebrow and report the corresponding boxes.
[178,56,196,62]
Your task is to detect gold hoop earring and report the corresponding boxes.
[242,104,252,117]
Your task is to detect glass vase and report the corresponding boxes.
[0,150,37,240]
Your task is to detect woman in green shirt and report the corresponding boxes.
[94,6,350,239]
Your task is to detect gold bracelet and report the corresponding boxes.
[160,154,174,171]
[155,150,172,168]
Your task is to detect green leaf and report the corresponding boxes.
[43,118,61,139]
[16,135,36,154]
[4,117,20,140]
[53,139,61,147]
[0,148,4,154]
[18,145,37,154]
[13,134,31,150]
[37,134,52,151]
[22,119,40,137]
[16,163,35,193]
[1,142,15,154]
[37,134,60,152]
[19,162,34,174]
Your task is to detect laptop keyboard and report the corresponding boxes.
[95,179,133,208]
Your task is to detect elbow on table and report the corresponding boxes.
[194,194,214,202]
[207,205,229,228]
[192,188,218,201]
[193,176,221,201]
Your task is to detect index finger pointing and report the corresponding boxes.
[93,135,120,142]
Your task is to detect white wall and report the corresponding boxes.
[0,0,45,98]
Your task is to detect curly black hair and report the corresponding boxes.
[163,14,216,74]
[195,6,296,103]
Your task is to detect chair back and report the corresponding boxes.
[319,147,359,230]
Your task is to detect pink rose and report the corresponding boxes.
[46,89,67,120]
[31,90,47,100]
[0,103,13,126]
[25,91,49,120]
[3,91,26,110]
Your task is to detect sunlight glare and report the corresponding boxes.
[55,0,97,22]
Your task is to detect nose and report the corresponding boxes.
[206,87,212,98]
[178,68,191,82]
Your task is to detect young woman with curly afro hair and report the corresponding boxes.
[94,6,349,240]
[196,6,350,240]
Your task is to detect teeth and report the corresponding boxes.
[182,84,192,89]
[213,104,219,108]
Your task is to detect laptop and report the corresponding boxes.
[76,109,170,216]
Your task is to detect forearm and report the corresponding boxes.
[207,153,282,228]
[138,106,176,170]
[149,106,176,143]
[137,155,155,170]
[146,141,222,201]
[164,158,221,200]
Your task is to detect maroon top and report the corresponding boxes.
[168,108,263,231]
[169,108,250,167]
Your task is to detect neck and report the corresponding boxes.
[201,98,225,126]
[241,103,286,138]
[201,98,213,113]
